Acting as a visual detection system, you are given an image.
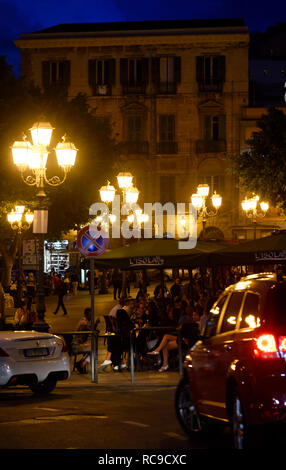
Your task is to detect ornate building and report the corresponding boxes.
[15,18,249,239]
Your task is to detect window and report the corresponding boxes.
[88,59,115,95]
[158,115,177,154]
[200,175,225,196]
[160,175,175,204]
[239,293,260,329]
[204,295,228,338]
[151,56,181,93]
[220,292,244,334]
[204,115,226,141]
[196,55,225,92]
[122,115,148,154]
[120,58,149,93]
[127,116,143,142]
[42,60,70,90]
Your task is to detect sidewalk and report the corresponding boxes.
[59,368,180,389]
[45,285,181,389]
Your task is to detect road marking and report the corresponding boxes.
[33,407,59,412]
[122,421,150,428]
[164,432,189,441]
[0,414,108,426]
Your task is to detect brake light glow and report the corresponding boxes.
[278,336,286,354]
[254,334,278,358]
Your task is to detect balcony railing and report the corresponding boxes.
[197,80,223,93]
[196,139,226,153]
[121,141,149,154]
[156,141,178,154]
[122,83,147,94]
[91,84,112,96]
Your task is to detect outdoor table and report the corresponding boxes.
[55,327,183,385]
[130,326,183,384]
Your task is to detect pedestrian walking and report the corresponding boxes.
[53,275,68,315]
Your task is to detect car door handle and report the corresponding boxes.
[202,347,211,354]
[224,344,232,351]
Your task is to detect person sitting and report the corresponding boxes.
[147,308,199,372]
[72,307,100,374]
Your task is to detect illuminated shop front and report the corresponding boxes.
[44,240,70,274]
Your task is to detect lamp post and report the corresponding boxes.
[7,205,34,306]
[11,121,78,330]
[191,184,222,238]
[241,194,269,239]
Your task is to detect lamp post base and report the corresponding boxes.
[32,320,50,333]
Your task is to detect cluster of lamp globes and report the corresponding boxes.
[7,205,34,232]
[99,173,149,226]
[191,184,222,214]
[11,121,78,176]
[241,194,269,215]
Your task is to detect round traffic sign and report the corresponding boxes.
[77,225,108,257]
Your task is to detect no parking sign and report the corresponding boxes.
[76,224,108,384]
[77,225,108,257]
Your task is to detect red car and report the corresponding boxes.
[175,273,286,448]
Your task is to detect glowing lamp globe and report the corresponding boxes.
[30,121,53,146]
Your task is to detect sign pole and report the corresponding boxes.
[90,257,96,383]
[76,224,108,384]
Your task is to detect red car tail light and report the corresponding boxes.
[278,336,286,354]
[254,334,279,358]
[0,347,9,357]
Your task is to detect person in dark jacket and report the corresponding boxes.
[53,275,68,315]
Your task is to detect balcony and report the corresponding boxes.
[156,141,178,154]
[121,141,149,154]
[122,83,147,94]
[196,140,226,153]
[197,80,223,93]
[91,84,112,96]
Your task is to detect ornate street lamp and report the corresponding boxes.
[241,194,269,239]
[191,184,222,237]
[7,205,34,306]
[11,121,78,330]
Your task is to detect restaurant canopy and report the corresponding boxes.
[81,237,232,270]
[209,230,286,266]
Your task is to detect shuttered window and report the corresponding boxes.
[120,58,149,93]
[196,55,225,91]
[204,115,226,141]
[88,59,115,86]
[42,60,70,89]
[151,56,181,93]
[160,175,175,203]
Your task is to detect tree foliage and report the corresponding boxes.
[230,107,286,211]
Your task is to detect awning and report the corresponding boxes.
[80,237,232,270]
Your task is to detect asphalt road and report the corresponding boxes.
[0,382,233,450]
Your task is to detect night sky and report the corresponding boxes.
[1,0,286,74]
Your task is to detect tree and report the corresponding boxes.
[0,56,118,286]
[229,107,286,211]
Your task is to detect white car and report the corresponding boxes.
[0,330,71,394]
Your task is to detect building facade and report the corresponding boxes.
[15,19,249,240]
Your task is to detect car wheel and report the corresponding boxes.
[29,379,57,395]
[230,392,248,449]
[175,378,202,435]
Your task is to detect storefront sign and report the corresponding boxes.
[129,256,165,267]
[255,250,286,261]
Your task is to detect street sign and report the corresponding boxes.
[76,224,108,383]
[76,225,108,257]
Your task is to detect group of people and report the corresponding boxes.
[73,274,217,374]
